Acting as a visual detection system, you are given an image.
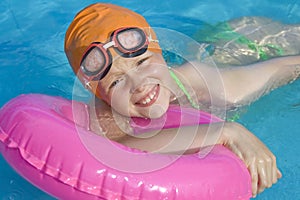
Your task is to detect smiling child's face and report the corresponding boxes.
[97,50,175,118]
[64,3,173,118]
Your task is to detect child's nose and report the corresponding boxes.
[132,85,147,93]
[127,71,146,94]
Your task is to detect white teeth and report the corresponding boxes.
[139,89,157,105]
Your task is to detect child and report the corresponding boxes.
[65,3,300,197]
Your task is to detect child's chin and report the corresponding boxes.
[147,104,168,119]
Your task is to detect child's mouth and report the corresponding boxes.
[135,84,160,107]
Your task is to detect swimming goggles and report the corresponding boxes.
[80,27,158,82]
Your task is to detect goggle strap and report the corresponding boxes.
[103,41,115,49]
[149,37,159,43]
[147,27,159,43]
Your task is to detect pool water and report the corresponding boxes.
[0,0,299,199]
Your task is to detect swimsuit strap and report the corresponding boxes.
[169,68,200,109]
[169,68,243,121]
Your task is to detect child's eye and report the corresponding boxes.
[109,79,122,88]
[136,57,149,66]
[110,80,120,88]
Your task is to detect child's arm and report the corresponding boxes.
[219,55,300,105]
[177,55,300,106]
[118,121,281,197]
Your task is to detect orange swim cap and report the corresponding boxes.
[64,3,161,98]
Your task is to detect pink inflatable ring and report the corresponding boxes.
[0,94,251,199]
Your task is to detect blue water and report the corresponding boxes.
[0,0,299,199]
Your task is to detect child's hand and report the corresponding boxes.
[221,122,282,198]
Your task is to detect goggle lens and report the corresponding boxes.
[116,28,146,51]
[81,47,106,76]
